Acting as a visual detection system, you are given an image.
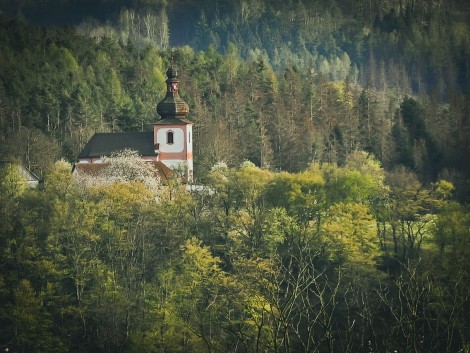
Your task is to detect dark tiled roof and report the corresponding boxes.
[156,95,190,117]
[156,66,190,118]
[78,132,156,158]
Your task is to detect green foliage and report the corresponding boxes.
[320,154,387,206]
[0,127,61,178]
[0,162,27,197]
[0,158,469,352]
[0,7,469,190]
[0,2,470,350]
[432,201,470,270]
[10,279,66,353]
[322,202,380,266]
[264,169,325,225]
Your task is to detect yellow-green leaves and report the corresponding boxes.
[264,170,325,225]
[322,203,380,266]
[0,162,27,197]
[180,237,223,282]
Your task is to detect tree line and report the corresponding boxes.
[0,152,469,352]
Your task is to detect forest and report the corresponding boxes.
[1,153,469,353]
[0,0,469,352]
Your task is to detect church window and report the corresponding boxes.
[167,131,174,144]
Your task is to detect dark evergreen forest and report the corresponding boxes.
[0,0,469,352]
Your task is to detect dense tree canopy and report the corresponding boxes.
[0,158,469,352]
[0,1,469,351]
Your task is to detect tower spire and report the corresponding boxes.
[153,61,194,182]
[156,60,189,119]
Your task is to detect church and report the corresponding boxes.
[75,65,194,183]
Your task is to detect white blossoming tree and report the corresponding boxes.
[77,149,162,197]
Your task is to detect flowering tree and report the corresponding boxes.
[77,149,162,197]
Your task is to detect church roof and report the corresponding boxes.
[78,132,156,158]
[156,65,190,119]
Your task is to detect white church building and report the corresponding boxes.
[75,65,193,183]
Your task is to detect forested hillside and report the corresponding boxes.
[0,0,469,189]
[0,1,470,352]
[1,155,469,352]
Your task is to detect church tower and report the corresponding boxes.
[154,65,193,182]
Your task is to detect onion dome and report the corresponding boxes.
[156,66,189,118]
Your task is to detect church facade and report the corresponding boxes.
[76,66,193,183]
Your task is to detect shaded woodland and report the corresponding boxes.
[1,155,469,353]
[0,0,470,352]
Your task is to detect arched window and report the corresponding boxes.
[167,131,174,144]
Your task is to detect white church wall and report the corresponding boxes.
[156,127,184,153]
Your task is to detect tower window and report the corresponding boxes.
[189,131,191,144]
[167,131,174,144]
